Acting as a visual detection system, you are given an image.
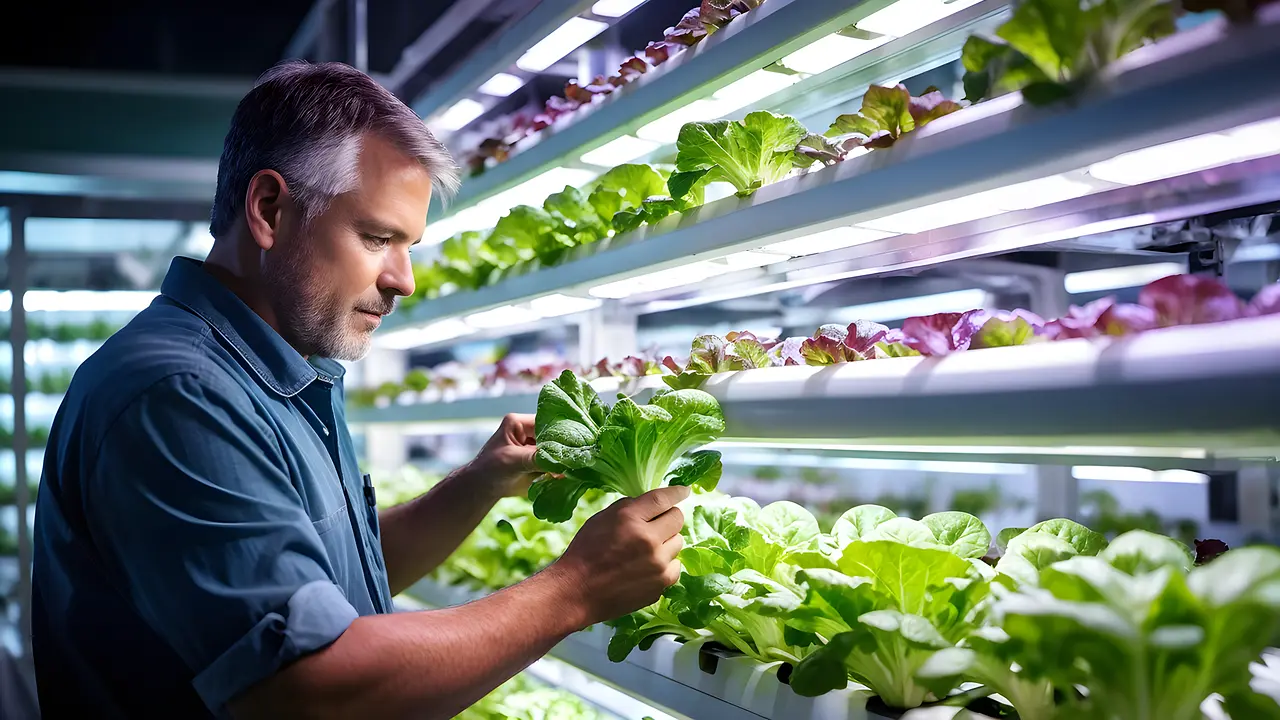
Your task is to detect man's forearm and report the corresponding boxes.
[230,565,586,720]
[379,465,502,594]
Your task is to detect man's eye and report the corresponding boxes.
[363,234,392,245]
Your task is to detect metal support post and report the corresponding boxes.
[357,347,408,475]
[1035,465,1079,522]
[348,0,368,71]
[9,209,32,672]
[575,302,638,368]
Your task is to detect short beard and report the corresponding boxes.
[261,239,372,362]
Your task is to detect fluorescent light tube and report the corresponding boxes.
[464,305,542,329]
[516,17,609,72]
[856,0,985,37]
[375,319,474,349]
[1,290,158,313]
[486,167,600,212]
[636,99,727,142]
[580,135,662,167]
[589,262,732,299]
[434,98,486,131]
[527,294,602,317]
[1064,263,1184,295]
[979,174,1096,211]
[762,226,895,257]
[857,195,1005,234]
[1088,134,1243,186]
[834,289,987,323]
[1225,116,1280,157]
[477,72,526,97]
[423,205,495,245]
[591,0,648,17]
[712,69,802,110]
[1072,465,1208,484]
[781,33,891,75]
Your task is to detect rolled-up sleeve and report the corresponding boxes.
[83,371,357,714]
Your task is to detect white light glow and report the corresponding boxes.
[580,134,662,167]
[0,290,157,313]
[712,440,1209,460]
[375,319,474,350]
[464,305,542,329]
[1225,116,1280,157]
[516,17,609,72]
[591,0,648,17]
[713,445,1026,475]
[1088,134,1242,186]
[857,0,985,37]
[703,181,738,204]
[762,226,896,257]
[423,205,497,245]
[636,99,727,142]
[589,262,732,299]
[527,293,602,317]
[1072,465,1208,484]
[721,250,789,269]
[477,72,526,97]
[979,175,1097,211]
[1064,263,1184,295]
[487,167,600,214]
[434,98,486,131]
[712,69,802,110]
[857,195,1005,234]
[781,32,892,75]
[835,289,987,323]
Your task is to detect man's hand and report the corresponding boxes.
[464,413,540,499]
[546,486,688,627]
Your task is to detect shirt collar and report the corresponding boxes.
[160,257,323,397]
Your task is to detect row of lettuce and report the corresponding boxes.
[460,671,613,720]
[384,366,1280,718]
[413,0,1256,307]
[353,274,1280,407]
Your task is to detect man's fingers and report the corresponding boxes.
[512,445,538,473]
[648,505,685,541]
[503,413,536,444]
[627,486,691,521]
[659,533,685,563]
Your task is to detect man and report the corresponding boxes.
[31,60,687,719]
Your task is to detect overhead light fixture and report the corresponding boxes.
[589,261,733,299]
[857,194,1005,234]
[979,174,1096,211]
[516,17,609,72]
[833,288,987,323]
[590,0,648,17]
[712,69,802,110]
[762,226,895,257]
[375,319,474,349]
[580,135,662,167]
[528,293,602,317]
[1072,465,1208,484]
[780,32,892,75]
[464,305,542,329]
[1088,134,1242,186]
[434,98,487,131]
[486,167,601,213]
[0,290,158,313]
[477,72,526,97]
[423,204,496,245]
[856,0,986,38]
[1225,116,1280,157]
[708,440,1210,460]
[636,99,727,142]
[1064,263,1184,295]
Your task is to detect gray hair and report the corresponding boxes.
[210,60,460,238]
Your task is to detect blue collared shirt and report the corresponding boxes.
[32,257,393,718]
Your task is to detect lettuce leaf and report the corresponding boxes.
[1138,274,1247,327]
[529,371,724,521]
[826,85,961,149]
[672,111,813,200]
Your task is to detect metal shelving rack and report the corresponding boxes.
[380,9,1280,339]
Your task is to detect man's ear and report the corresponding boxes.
[243,170,291,252]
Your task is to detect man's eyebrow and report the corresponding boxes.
[354,219,410,239]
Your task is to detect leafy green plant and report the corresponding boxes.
[668,111,817,203]
[528,370,724,522]
[826,84,962,149]
[960,0,1178,105]
[787,507,994,708]
[458,671,611,720]
[990,532,1280,720]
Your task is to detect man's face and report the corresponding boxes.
[264,135,433,361]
